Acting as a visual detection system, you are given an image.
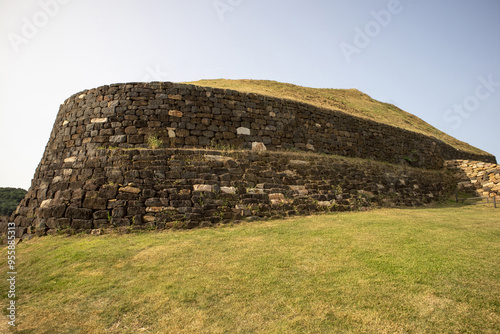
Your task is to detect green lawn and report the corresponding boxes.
[1,204,499,333]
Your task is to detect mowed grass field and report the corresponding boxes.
[1,204,499,333]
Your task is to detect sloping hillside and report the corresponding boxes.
[186,79,490,156]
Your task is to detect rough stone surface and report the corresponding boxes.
[237,127,251,135]
[2,81,496,240]
[9,148,458,239]
[445,160,500,200]
[33,82,495,169]
[252,142,267,152]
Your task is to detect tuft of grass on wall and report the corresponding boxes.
[146,135,164,149]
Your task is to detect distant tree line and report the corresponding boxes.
[0,187,27,216]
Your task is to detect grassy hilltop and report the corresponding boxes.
[186,79,490,156]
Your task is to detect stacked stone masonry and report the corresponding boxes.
[11,149,456,238]
[40,82,495,170]
[445,160,500,200]
[4,82,496,239]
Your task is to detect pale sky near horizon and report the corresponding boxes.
[1,0,499,190]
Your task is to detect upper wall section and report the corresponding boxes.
[42,82,495,171]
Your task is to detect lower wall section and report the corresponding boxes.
[9,149,456,239]
[445,160,500,200]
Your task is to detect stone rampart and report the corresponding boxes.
[3,81,496,239]
[10,149,456,238]
[40,82,495,172]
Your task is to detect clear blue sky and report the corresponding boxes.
[1,0,499,190]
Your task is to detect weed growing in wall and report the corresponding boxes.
[147,135,163,149]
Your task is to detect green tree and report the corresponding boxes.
[0,187,27,216]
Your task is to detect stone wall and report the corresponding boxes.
[445,160,500,200]
[4,81,495,240]
[9,149,456,238]
[42,82,494,174]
